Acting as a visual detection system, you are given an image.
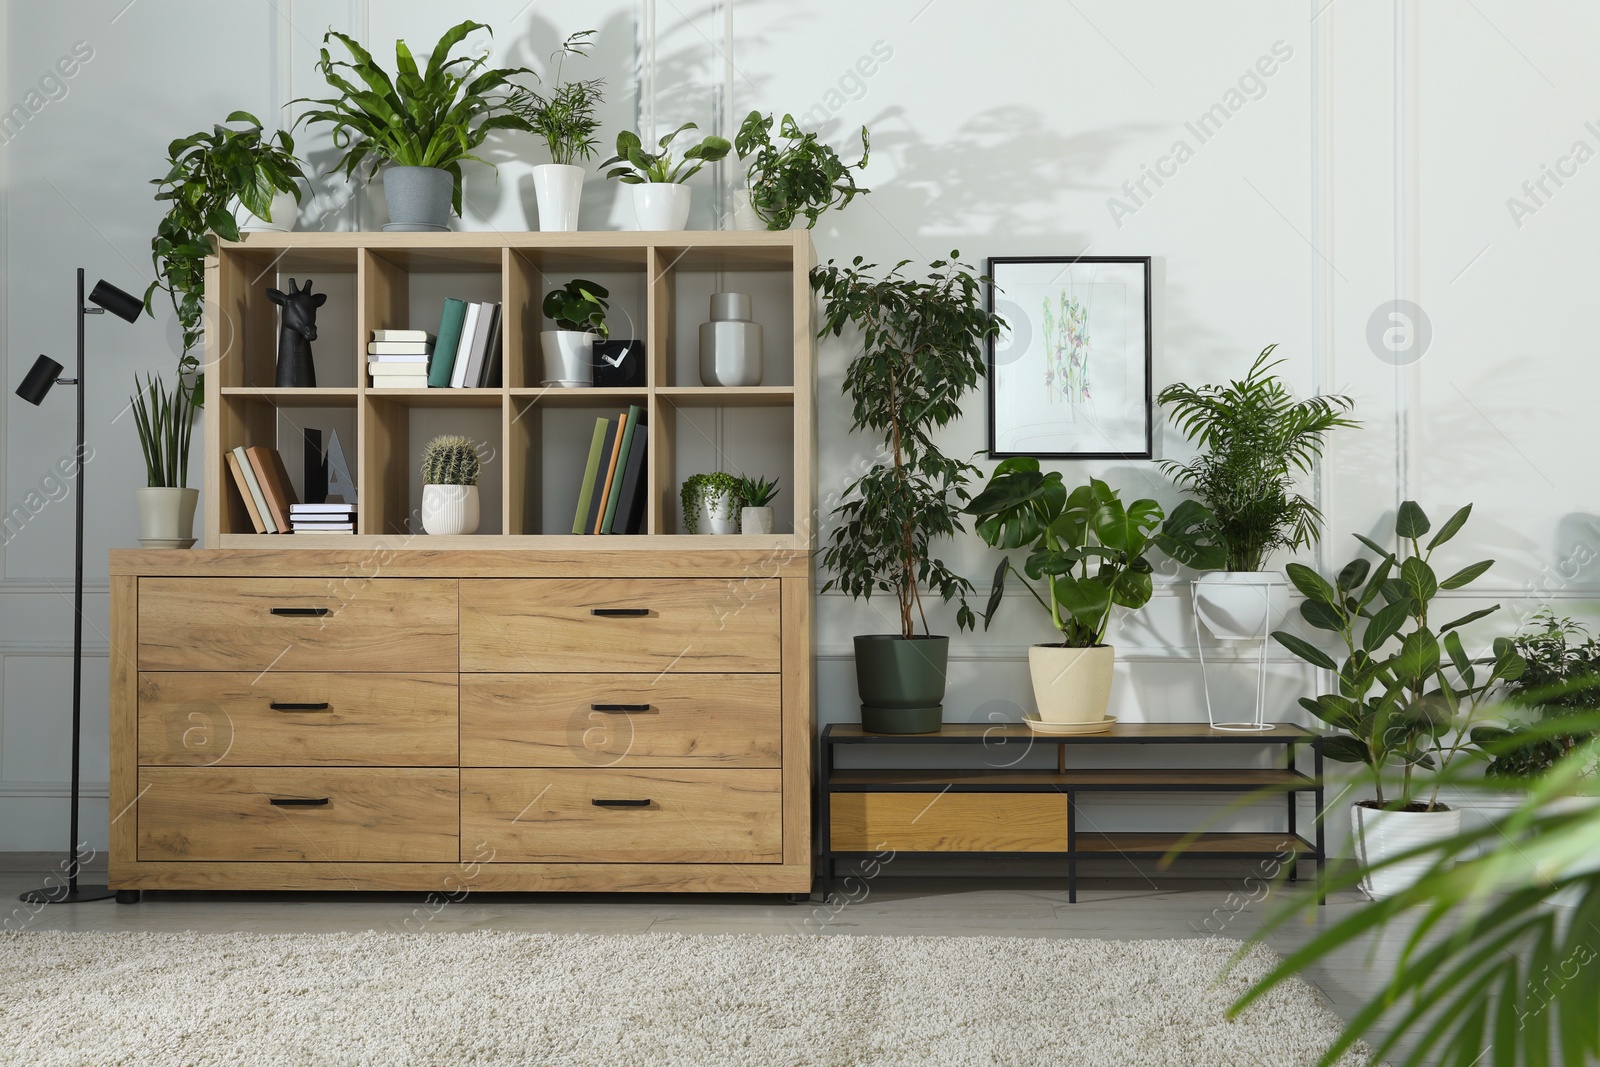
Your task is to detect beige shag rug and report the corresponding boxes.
[0,931,1366,1066]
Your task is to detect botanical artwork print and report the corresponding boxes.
[1042,291,1091,412]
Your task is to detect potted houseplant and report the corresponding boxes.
[507,30,603,231]
[1153,345,1358,641]
[735,474,780,535]
[966,464,1163,726]
[129,373,198,547]
[1273,500,1525,899]
[602,122,732,231]
[147,111,307,396]
[681,472,741,535]
[1473,612,1600,781]
[733,111,869,230]
[419,435,481,535]
[297,21,531,231]
[541,278,608,387]
[811,253,1003,734]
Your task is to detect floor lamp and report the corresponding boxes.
[14,268,143,904]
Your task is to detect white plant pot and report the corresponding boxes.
[697,489,739,535]
[135,487,199,545]
[729,188,762,230]
[1027,645,1115,724]
[1193,571,1290,641]
[740,506,774,535]
[539,330,596,387]
[631,184,691,231]
[532,163,584,232]
[233,189,298,233]
[421,484,479,536]
[1351,804,1461,900]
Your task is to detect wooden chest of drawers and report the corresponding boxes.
[108,550,813,895]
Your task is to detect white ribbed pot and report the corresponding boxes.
[135,487,199,544]
[421,484,479,536]
[697,489,739,535]
[631,184,691,230]
[233,189,299,233]
[532,164,584,231]
[740,506,773,534]
[1193,571,1290,641]
[1351,804,1461,900]
[729,188,762,230]
[539,330,596,387]
[1027,645,1115,724]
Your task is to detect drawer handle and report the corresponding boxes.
[269,607,331,617]
[269,797,329,807]
[590,608,649,617]
[591,798,651,807]
[270,702,331,712]
[591,703,651,713]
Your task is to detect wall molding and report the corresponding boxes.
[0,781,108,799]
[816,644,1316,665]
[0,642,110,657]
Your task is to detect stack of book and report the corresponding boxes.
[426,297,503,389]
[368,329,433,388]
[573,405,648,535]
[225,445,297,534]
[290,502,357,534]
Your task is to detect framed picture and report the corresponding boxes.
[986,256,1153,459]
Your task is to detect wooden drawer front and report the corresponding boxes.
[137,578,458,672]
[137,673,459,767]
[459,579,780,673]
[461,768,782,863]
[830,793,1067,853]
[136,768,459,862]
[460,674,780,768]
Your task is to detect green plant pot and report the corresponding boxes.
[860,704,943,735]
[853,635,948,734]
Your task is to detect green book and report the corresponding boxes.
[601,405,644,534]
[427,298,469,388]
[572,418,610,534]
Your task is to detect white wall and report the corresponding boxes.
[3,0,1596,859]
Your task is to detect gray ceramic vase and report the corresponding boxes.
[383,166,452,232]
[698,293,763,387]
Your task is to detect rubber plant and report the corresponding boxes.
[734,111,869,229]
[507,30,604,166]
[602,123,731,183]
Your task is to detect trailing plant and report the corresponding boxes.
[965,464,1163,647]
[1471,612,1600,780]
[734,474,780,509]
[680,472,740,533]
[295,21,532,215]
[602,123,731,184]
[734,111,869,230]
[420,435,480,486]
[506,30,604,166]
[146,111,306,397]
[1153,346,1358,572]
[1272,501,1525,811]
[129,374,196,489]
[542,278,609,336]
[811,253,1005,640]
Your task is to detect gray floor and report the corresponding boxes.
[1,856,1420,1064]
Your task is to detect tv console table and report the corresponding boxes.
[819,722,1325,903]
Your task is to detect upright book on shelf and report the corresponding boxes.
[611,412,649,535]
[602,405,644,534]
[572,418,610,534]
[582,418,619,535]
[429,298,468,388]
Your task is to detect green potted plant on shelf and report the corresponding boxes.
[507,30,604,232]
[681,472,741,535]
[540,278,609,388]
[419,434,481,536]
[602,122,732,231]
[1472,612,1600,781]
[1153,345,1358,641]
[732,111,869,230]
[812,252,1004,734]
[735,474,780,534]
[146,111,307,398]
[129,373,198,547]
[1272,500,1525,899]
[297,20,531,230]
[965,464,1162,729]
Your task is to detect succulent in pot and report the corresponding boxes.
[129,373,198,547]
[602,123,732,231]
[733,110,869,230]
[681,472,741,535]
[540,279,609,387]
[507,30,603,231]
[419,434,482,535]
[734,474,780,535]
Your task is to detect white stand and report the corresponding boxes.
[1192,577,1282,732]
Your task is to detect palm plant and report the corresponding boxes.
[507,31,604,166]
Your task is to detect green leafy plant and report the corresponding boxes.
[146,111,306,396]
[734,111,869,229]
[965,464,1163,647]
[680,472,740,533]
[602,123,731,184]
[734,474,780,509]
[420,434,480,486]
[506,30,604,166]
[542,278,609,336]
[811,253,1005,639]
[1472,612,1600,780]
[295,21,531,215]
[1273,501,1525,810]
[129,374,196,489]
[1154,346,1358,572]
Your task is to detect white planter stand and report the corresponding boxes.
[1191,573,1288,732]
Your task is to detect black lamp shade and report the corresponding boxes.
[16,355,62,405]
[88,279,143,323]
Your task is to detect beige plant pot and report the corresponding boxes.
[1027,644,1115,724]
[135,487,198,547]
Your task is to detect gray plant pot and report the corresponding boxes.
[383,166,453,232]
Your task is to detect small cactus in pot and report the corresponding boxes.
[420,434,481,535]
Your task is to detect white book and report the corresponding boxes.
[371,376,429,389]
[449,302,481,388]
[231,445,277,534]
[367,341,434,355]
[293,526,355,534]
[459,301,498,388]
[372,329,434,343]
[368,361,431,375]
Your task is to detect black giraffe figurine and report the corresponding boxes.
[268,278,327,388]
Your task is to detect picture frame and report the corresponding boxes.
[985,256,1153,459]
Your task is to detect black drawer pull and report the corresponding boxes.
[269,607,330,617]
[591,798,651,807]
[269,797,329,807]
[270,702,331,712]
[591,703,651,713]
[590,608,649,617]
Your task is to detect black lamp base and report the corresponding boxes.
[19,884,115,904]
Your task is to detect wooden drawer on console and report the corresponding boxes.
[460,674,780,768]
[138,673,459,766]
[136,767,459,862]
[137,578,458,672]
[459,579,779,673]
[830,793,1068,853]
[461,768,782,863]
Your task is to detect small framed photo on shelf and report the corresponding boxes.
[985,256,1152,459]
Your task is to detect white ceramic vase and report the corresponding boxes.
[421,484,479,536]
[539,330,596,387]
[1193,571,1290,641]
[1351,804,1461,900]
[234,189,298,233]
[740,506,774,535]
[135,487,199,546]
[631,184,691,231]
[1027,645,1115,724]
[697,489,739,535]
[532,164,584,231]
